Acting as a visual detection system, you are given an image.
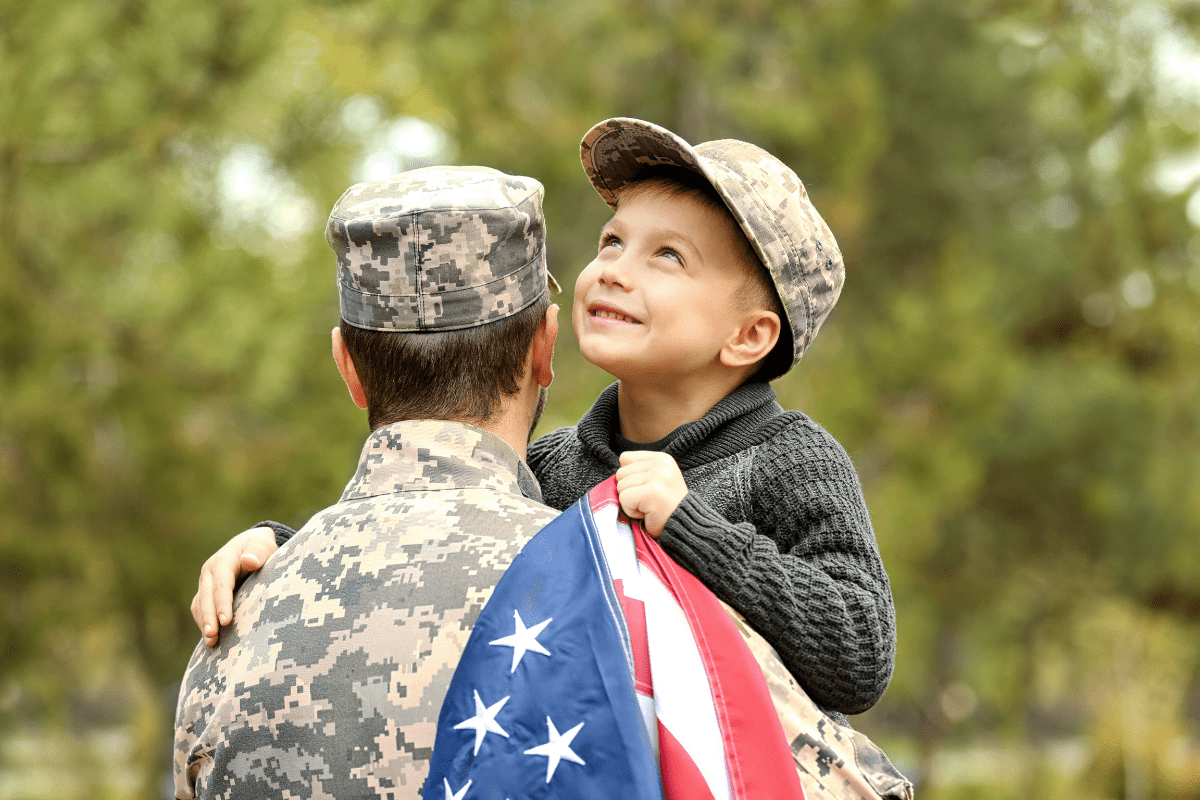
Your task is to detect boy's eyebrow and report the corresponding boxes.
[600,214,630,235]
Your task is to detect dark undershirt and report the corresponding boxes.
[611,420,700,454]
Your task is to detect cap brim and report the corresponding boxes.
[580,118,708,209]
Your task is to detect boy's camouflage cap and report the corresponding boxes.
[580,117,844,372]
[326,165,559,332]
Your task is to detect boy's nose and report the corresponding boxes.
[597,256,630,289]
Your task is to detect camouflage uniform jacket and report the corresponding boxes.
[173,420,558,800]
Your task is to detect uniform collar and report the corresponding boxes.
[340,419,543,504]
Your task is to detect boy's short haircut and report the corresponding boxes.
[618,166,792,381]
[581,118,845,378]
[341,293,550,429]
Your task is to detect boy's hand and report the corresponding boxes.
[190,527,278,647]
[615,451,688,538]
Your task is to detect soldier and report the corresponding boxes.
[173,165,562,799]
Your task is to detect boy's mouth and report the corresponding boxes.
[588,303,641,324]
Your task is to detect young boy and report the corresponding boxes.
[193,118,895,722]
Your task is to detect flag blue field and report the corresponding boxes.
[422,490,664,800]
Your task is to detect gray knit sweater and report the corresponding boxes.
[527,381,896,717]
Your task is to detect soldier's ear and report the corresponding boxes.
[532,304,559,388]
[332,327,368,410]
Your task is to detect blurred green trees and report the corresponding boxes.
[2,0,1198,797]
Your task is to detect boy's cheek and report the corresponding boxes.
[569,300,587,341]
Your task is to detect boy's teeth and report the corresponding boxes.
[594,309,634,322]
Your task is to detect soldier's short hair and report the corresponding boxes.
[341,294,551,429]
[325,165,559,426]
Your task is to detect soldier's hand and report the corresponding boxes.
[615,451,688,538]
[191,527,278,647]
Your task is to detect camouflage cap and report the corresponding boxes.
[326,165,560,332]
[580,118,844,372]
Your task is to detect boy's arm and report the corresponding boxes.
[189,427,579,646]
[187,428,580,646]
[190,522,291,647]
[655,425,895,716]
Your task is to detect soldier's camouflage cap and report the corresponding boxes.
[326,165,560,332]
[580,117,844,372]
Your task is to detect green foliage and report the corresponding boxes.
[2,0,1199,796]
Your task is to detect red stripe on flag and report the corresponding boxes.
[633,524,805,800]
[614,579,653,697]
[588,479,620,512]
[658,720,717,800]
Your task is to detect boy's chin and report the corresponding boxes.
[577,345,636,381]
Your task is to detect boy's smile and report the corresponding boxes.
[572,189,755,387]
[586,302,641,325]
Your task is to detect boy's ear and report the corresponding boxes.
[719,310,781,370]
[332,327,369,410]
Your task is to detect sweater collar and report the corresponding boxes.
[576,381,782,470]
[340,419,542,503]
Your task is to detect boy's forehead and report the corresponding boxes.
[610,190,739,247]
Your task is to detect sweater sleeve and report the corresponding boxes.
[656,423,896,715]
[254,520,297,548]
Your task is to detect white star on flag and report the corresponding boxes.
[452,689,510,755]
[488,609,552,673]
[523,715,586,783]
[443,777,471,800]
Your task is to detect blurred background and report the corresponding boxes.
[2,0,1199,797]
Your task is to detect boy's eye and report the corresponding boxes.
[659,248,683,264]
[600,233,623,251]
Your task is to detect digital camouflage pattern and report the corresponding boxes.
[723,603,914,800]
[173,420,559,799]
[580,118,845,372]
[326,165,559,333]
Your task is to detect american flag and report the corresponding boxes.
[423,477,803,799]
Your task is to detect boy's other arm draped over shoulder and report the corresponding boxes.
[656,420,895,716]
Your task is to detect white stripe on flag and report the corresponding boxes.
[642,567,731,800]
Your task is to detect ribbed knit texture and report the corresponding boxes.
[527,381,896,718]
